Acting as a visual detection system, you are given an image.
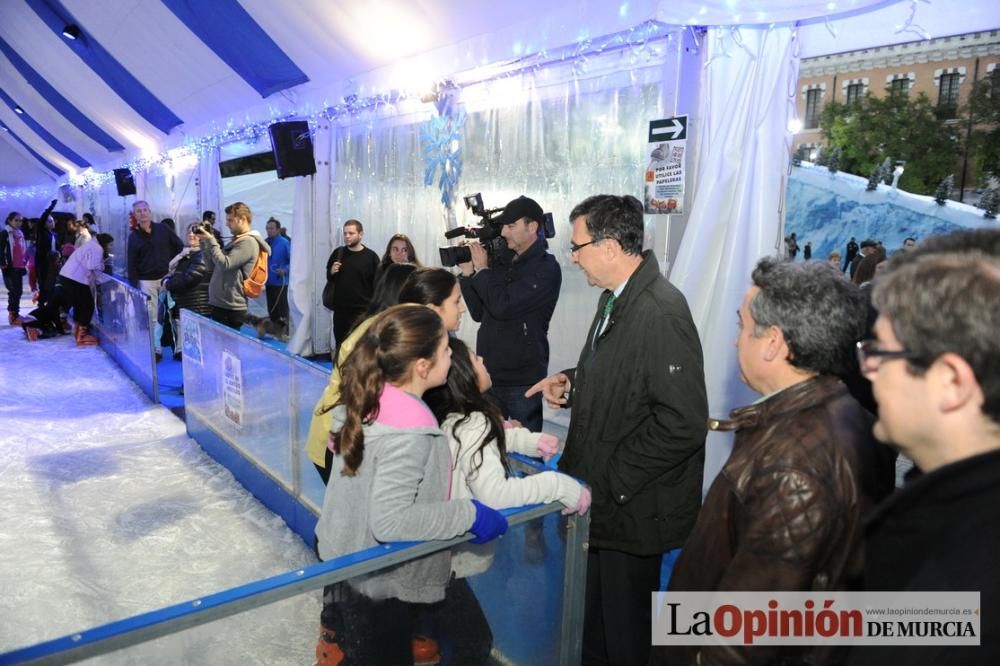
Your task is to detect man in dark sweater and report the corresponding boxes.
[847,232,1000,665]
[324,219,379,349]
[127,200,183,359]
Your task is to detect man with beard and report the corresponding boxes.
[324,219,379,350]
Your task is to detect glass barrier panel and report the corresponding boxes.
[180,311,330,529]
[290,358,332,513]
[93,273,157,403]
[1,503,587,666]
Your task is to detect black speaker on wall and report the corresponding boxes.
[113,168,136,197]
[268,121,316,179]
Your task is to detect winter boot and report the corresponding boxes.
[412,635,441,665]
[315,625,345,666]
[8,312,25,326]
[76,325,99,346]
[22,323,40,342]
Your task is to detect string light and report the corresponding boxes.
[2,2,933,201]
[0,19,678,202]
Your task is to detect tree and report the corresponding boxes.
[866,165,881,191]
[966,71,1000,184]
[980,188,999,219]
[934,175,954,205]
[792,144,808,166]
[820,89,963,195]
[827,147,842,174]
[881,157,894,185]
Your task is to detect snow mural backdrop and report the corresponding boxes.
[786,162,994,258]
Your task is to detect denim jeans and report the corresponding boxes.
[3,268,25,314]
[489,384,543,432]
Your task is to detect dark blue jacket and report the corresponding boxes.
[459,239,561,386]
[127,223,183,285]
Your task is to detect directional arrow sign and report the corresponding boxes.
[649,116,687,142]
[644,115,689,215]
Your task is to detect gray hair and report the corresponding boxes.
[750,257,865,376]
[874,251,1000,425]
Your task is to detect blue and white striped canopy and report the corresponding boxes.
[0,0,995,189]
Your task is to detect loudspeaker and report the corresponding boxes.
[268,121,316,179]
[113,168,136,197]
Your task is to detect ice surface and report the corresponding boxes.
[0,297,321,664]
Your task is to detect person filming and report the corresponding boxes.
[458,195,561,432]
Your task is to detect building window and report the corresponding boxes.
[991,67,1000,99]
[938,72,961,116]
[846,83,865,105]
[890,78,910,95]
[805,89,822,129]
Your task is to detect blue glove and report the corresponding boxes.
[469,500,508,544]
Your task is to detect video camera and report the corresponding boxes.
[438,194,506,267]
[439,193,555,267]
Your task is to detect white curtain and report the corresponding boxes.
[198,147,223,226]
[287,122,336,357]
[670,25,799,493]
[309,58,673,389]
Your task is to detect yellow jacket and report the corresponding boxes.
[305,314,377,467]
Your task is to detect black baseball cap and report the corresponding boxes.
[494,196,544,226]
[860,238,877,248]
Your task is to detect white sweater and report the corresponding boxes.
[442,411,583,577]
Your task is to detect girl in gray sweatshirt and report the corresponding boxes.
[313,305,507,664]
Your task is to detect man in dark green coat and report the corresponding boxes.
[529,194,707,665]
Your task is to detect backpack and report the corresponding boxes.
[242,240,268,298]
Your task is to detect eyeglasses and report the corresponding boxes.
[569,238,604,254]
[856,339,913,370]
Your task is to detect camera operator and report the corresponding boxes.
[458,196,561,431]
[194,201,270,330]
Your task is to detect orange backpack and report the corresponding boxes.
[242,241,268,298]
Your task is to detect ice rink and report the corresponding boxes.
[0,298,322,664]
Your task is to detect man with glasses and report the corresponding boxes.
[528,194,707,665]
[847,232,1000,665]
[459,195,561,431]
[652,257,894,666]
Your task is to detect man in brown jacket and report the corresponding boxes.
[651,257,895,666]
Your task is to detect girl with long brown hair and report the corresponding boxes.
[313,305,506,664]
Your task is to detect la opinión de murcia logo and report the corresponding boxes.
[652,592,980,646]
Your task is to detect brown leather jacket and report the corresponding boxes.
[651,375,895,666]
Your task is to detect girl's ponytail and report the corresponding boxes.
[333,305,446,475]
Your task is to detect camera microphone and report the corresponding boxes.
[444,226,470,240]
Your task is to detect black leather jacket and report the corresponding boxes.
[654,375,896,666]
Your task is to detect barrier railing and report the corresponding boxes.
[92,273,158,403]
[2,310,590,664]
[0,496,589,665]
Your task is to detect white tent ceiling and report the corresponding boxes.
[0,0,997,192]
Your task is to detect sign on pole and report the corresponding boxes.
[644,115,688,215]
